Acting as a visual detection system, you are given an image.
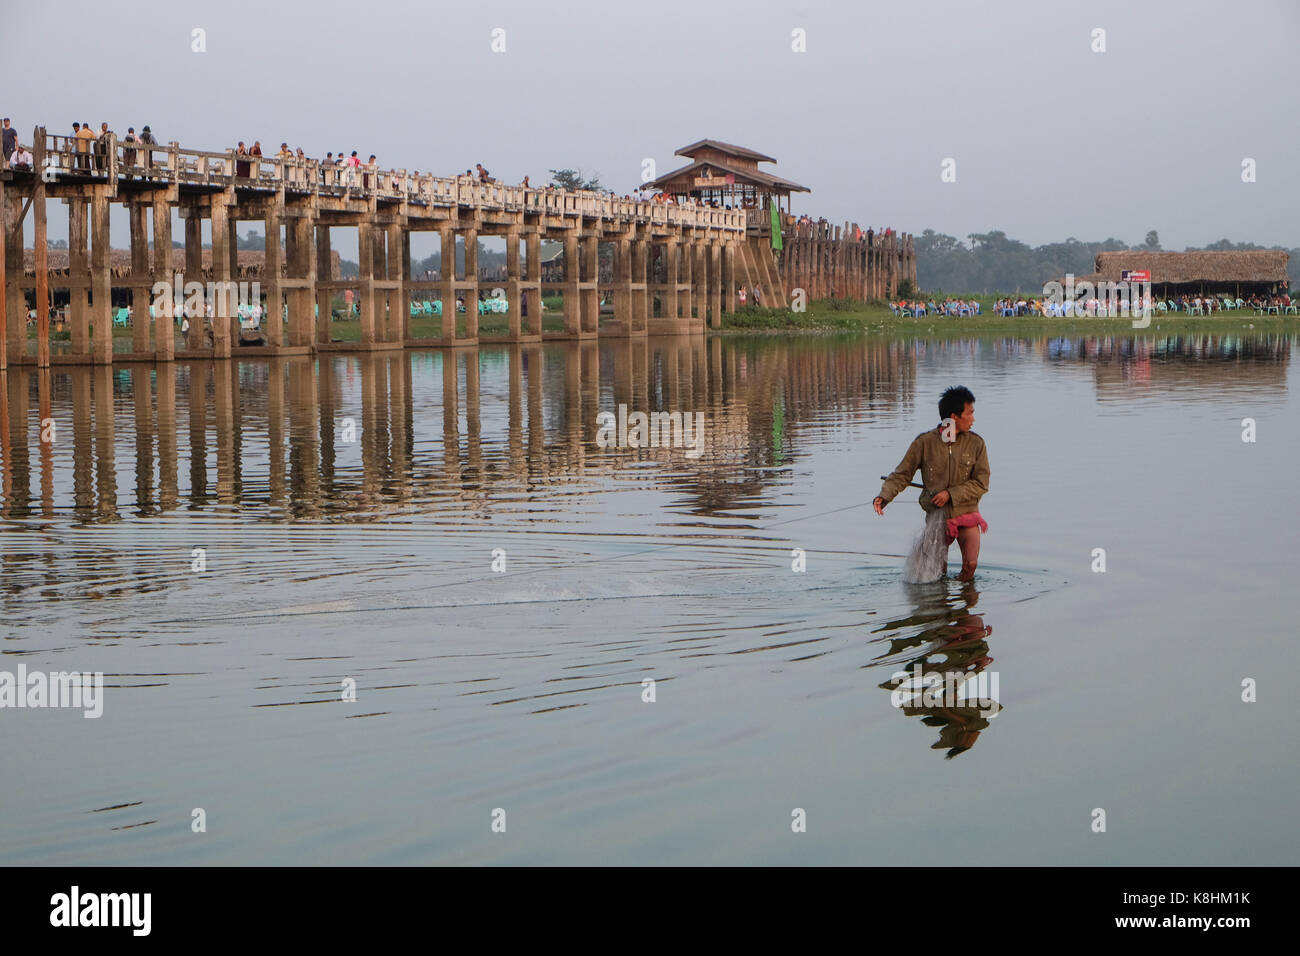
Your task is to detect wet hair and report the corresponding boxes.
[939,386,975,420]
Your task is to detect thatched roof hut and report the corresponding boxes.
[22,247,341,281]
[1092,250,1288,295]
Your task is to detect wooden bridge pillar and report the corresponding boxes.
[179,209,203,349]
[523,230,541,338]
[33,169,49,368]
[709,241,722,329]
[679,239,694,321]
[722,242,735,316]
[631,237,649,334]
[315,224,333,344]
[90,189,113,364]
[128,202,151,354]
[608,237,632,337]
[563,231,580,337]
[0,178,6,372]
[504,228,523,341]
[580,234,598,335]
[388,224,407,344]
[463,227,479,341]
[209,194,232,358]
[67,199,90,358]
[263,205,283,348]
[152,194,175,361]
[439,225,456,341]
[355,221,378,346]
[663,238,679,322]
[3,185,24,366]
[285,215,315,347]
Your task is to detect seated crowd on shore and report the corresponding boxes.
[895,298,982,317]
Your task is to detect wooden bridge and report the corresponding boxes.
[0,126,906,368]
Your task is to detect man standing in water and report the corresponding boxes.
[874,386,990,581]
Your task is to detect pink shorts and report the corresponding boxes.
[946,512,988,545]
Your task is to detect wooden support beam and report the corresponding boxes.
[264,204,283,348]
[153,196,175,361]
[90,189,112,364]
[209,195,232,358]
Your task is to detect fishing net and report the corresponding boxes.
[902,508,949,584]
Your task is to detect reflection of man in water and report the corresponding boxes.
[874,581,1000,758]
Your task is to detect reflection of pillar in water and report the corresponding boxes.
[267,358,285,506]
[442,351,460,478]
[580,341,599,459]
[287,357,320,514]
[93,365,116,519]
[156,363,178,510]
[563,345,582,469]
[360,353,387,497]
[662,341,681,411]
[70,368,93,516]
[317,356,340,496]
[611,339,632,415]
[507,346,525,477]
[465,347,482,478]
[0,373,11,512]
[388,353,411,496]
[212,360,236,503]
[525,345,544,480]
[131,367,154,513]
[709,337,723,409]
[688,335,707,410]
[5,369,31,515]
[188,363,208,504]
[39,370,54,516]
[631,337,648,411]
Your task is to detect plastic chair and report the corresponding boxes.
[1156,301,1168,313]
[113,307,131,327]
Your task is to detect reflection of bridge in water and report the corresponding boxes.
[0,337,922,521]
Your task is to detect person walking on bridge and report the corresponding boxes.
[74,122,96,172]
[2,119,16,167]
[138,125,155,169]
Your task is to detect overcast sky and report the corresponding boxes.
[5,0,1298,255]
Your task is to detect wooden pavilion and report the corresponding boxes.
[640,140,810,212]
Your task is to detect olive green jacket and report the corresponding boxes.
[879,427,990,518]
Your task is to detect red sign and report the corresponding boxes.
[1121,270,1150,282]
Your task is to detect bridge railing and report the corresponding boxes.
[32,129,746,231]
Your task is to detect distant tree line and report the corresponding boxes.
[915,229,1299,294]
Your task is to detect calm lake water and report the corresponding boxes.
[1,331,1295,865]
